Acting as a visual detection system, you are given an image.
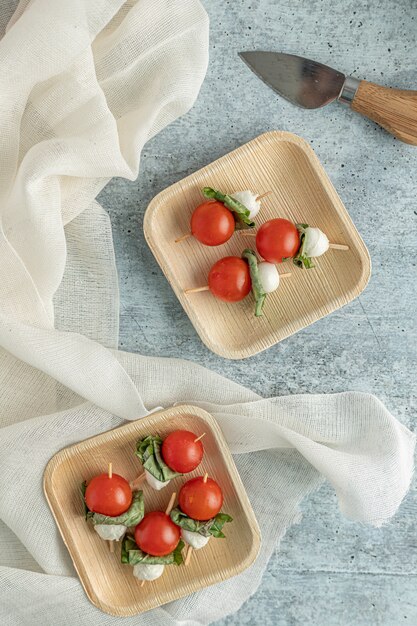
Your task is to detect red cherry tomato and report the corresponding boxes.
[191,201,235,246]
[161,430,204,473]
[134,511,180,556]
[85,473,132,517]
[208,256,251,302]
[179,476,223,521]
[256,218,300,263]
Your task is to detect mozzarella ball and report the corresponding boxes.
[231,190,261,220]
[257,262,280,293]
[145,470,170,491]
[302,227,329,258]
[94,524,126,541]
[181,529,210,550]
[133,563,165,581]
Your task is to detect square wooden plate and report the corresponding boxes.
[144,131,371,359]
[43,405,261,617]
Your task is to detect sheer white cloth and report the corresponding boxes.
[0,1,414,625]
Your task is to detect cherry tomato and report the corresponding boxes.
[85,473,132,517]
[208,256,251,302]
[161,430,204,473]
[191,201,235,246]
[256,218,300,263]
[179,476,223,521]
[135,511,180,556]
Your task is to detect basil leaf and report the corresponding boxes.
[121,534,185,566]
[293,224,315,269]
[202,187,255,228]
[242,249,266,317]
[210,513,233,538]
[91,490,144,526]
[135,435,181,482]
[170,507,232,538]
[81,481,93,521]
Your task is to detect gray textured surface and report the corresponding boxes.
[98,1,417,624]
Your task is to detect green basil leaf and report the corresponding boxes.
[91,490,144,526]
[170,507,232,538]
[202,187,255,228]
[81,481,93,521]
[209,513,233,538]
[135,435,181,482]
[242,249,266,317]
[293,224,315,269]
[121,535,185,566]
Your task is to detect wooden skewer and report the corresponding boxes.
[185,271,291,295]
[239,230,350,252]
[329,243,349,251]
[185,285,210,294]
[194,433,206,443]
[255,190,272,201]
[175,232,192,243]
[165,492,176,516]
[176,191,272,243]
[108,463,112,479]
[130,472,146,491]
[140,580,146,587]
[203,472,208,483]
[185,545,193,566]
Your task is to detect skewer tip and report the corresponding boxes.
[194,433,206,443]
[130,472,145,491]
[184,285,210,294]
[203,472,208,483]
[329,243,349,251]
[175,232,192,243]
[165,492,177,516]
[255,190,272,202]
[108,462,112,479]
[185,545,193,566]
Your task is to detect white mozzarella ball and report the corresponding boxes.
[257,262,280,293]
[133,563,165,581]
[94,524,126,541]
[231,190,261,220]
[302,227,329,258]
[145,470,170,491]
[181,529,210,550]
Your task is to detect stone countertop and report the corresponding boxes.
[98,1,417,624]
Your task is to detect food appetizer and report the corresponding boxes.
[250,218,349,269]
[175,187,271,246]
[82,463,144,551]
[135,430,205,491]
[170,473,232,565]
[121,492,184,584]
[185,249,290,316]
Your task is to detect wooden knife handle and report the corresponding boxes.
[351,80,417,145]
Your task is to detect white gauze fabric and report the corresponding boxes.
[0,1,414,626]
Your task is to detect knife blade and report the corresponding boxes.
[239,51,417,145]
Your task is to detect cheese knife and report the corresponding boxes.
[239,51,417,145]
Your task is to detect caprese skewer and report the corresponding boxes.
[242,218,349,268]
[175,187,271,246]
[170,473,232,565]
[82,463,144,551]
[134,430,205,491]
[121,492,184,585]
[185,249,291,317]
